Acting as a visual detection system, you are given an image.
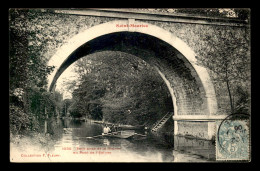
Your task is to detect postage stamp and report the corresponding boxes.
[216,114,250,161]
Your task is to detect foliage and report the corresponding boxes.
[9,9,55,92]
[9,9,62,136]
[9,105,30,135]
[65,51,173,126]
[234,86,250,114]
[9,105,29,133]
[196,25,250,114]
[62,99,73,117]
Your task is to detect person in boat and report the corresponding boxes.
[110,124,117,133]
[103,124,111,134]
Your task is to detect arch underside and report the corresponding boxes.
[48,20,218,117]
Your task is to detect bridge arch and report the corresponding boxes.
[47,19,219,138]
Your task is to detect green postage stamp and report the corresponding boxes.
[216,114,250,161]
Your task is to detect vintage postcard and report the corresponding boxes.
[9,8,251,162]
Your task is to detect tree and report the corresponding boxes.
[62,99,73,117]
[63,51,173,126]
[196,26,250,114]
[9,9,59,136]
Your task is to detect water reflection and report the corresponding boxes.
[14,118,214,162]
[103,138,110,146]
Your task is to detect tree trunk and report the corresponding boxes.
[22,90,28,113]
[44,105,48,134]
[224,63,234,114]
[226,79,234,114]
[55,106,58,118]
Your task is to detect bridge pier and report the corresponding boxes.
[173,115,227,140]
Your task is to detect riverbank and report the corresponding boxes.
[10,132,59,162]
[10,132,56,148]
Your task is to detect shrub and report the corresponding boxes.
[9,105,30,135]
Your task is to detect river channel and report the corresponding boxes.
[11,118,216,162]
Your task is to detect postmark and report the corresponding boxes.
[216,113,250,161]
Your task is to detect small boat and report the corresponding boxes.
[102,130,135,139]
[84,130,146,139]
[117,125,145,130]
[93,120,104,124]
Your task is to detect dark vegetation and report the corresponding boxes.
[65,51,173,126]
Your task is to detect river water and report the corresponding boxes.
[11,118,216,162]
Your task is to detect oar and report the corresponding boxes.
[87,131,123,139]
[86,134,105,139]
[134,133,147,137]
[76,133,113,139]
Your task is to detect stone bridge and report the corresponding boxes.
[44,9,250,140]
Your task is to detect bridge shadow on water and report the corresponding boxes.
[147,131,216,161]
